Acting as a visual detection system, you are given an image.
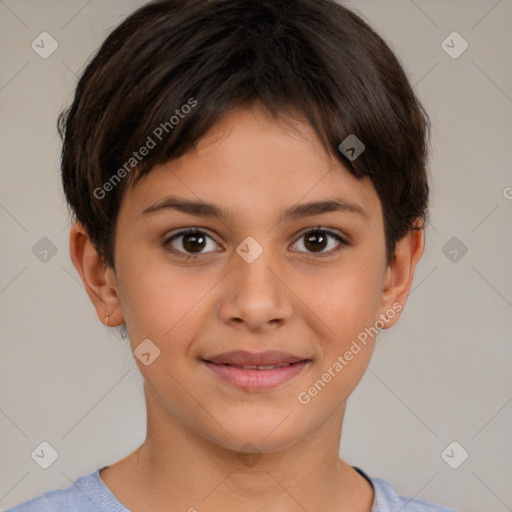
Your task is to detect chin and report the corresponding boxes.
[198,411,306,455]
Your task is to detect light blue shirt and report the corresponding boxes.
[5,466,457,511]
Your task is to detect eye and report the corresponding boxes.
[163,226,349,261]
[164,228,220,259]
[290,227,349,257]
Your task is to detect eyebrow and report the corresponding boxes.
[141,195,369,221]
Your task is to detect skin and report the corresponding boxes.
[70,103,424,512]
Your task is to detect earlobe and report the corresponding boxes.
[69,222,124,327]
[379,226,425,329]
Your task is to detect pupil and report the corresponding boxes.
[305,231,326,252]
[183,233,205,253]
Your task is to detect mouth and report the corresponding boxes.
[201,352,311,392]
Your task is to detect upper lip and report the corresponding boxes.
[202,350,310,366]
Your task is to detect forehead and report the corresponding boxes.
[120,104,382,226]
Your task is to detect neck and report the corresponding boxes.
[101,383,374,512]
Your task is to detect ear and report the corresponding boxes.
[378,224,425,329]
[69,222,124,327]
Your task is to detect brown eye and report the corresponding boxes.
[181,232,207,253]
[291,228,348,256]
[303,231,329,252]
[164,229,219,258]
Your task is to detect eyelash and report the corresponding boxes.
[163,226,349,261]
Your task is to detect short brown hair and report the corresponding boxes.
[58,0,431,269]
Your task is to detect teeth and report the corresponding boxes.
[241,363,292,370]
[219,363,295,370]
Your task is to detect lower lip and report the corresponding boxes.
[202,360,310,391]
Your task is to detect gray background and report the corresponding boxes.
[1,1,511,510]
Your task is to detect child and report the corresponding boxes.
[7,0,456,510]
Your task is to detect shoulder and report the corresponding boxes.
[4,467,128,512]
[352,466,456,512]
[369,474,457,511]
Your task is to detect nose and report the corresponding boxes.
[217,245,294,332]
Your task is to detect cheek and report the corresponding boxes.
[305,258,384,338]
[293,263,383,412]
[115,255,210,345]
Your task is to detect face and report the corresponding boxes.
[89,104,413,453]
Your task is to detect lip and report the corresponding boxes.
[201,350,311,392]
[203,350,309,366]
